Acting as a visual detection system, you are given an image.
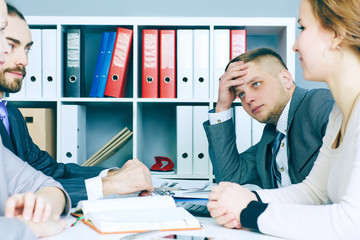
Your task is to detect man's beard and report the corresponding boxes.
[0,66,26,93]
[263,103,286,125]
[257,88,290,125]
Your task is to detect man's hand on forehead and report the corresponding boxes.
[216,61,248,112]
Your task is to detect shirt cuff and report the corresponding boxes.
[85,176,104,200]
[60,189,71,217]
[240,201,268,230]
[99,167,118,178]
[209,108,233,125]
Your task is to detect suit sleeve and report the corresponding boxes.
[22,144,103,205]
[21,133,105,179]
[8,104,105,206]
[3,143,71,216]
[0,218,37,240]
[203,119,262,186]
[24,145,104,206]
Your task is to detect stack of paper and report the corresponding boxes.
[82,127,132,166]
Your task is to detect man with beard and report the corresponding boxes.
[0,4,153,207]
[204,48,334,189]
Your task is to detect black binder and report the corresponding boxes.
[64,28,84,97]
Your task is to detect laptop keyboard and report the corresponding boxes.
[176,201,211,217]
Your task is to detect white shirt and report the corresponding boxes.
[85,168,117,200]
[208,108,233,125]
[274,99,291,187]
[256,102,360,239]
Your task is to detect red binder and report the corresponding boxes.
[142,29,159,98]
[104,27,133,98]
[159,30,176,98]
[230,29,247,60]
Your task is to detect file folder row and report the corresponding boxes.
[142,29,177,98]
[176,105,210,175]
[10,29,57,99]
[10,28,245,100]
[89,28,133,98]
[142,29,211,99]
[213,29,247,99]
[142,29,247,99]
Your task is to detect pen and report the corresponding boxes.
[154,187,181,191]
[119,230,160,240]
[182,190,211,195]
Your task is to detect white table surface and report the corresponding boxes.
[43,215,283,240]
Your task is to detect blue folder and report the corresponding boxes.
[89,32,110,97]
[95,32,116,98]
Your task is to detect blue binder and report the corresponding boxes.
[90,32,110,97]
[95,32,116,97]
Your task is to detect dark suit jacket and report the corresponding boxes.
[0,102,105,206]
[203,87,335,189]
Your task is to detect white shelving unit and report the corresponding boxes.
[10,16,295,181]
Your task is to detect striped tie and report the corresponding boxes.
[271,131,285,188]
[0,101,10,135]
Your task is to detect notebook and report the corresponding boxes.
[72,196,202,234]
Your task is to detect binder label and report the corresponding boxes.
[67,33,80,67]
[144,34,157,68]
[232,34,246,57]
[161,33,175,69]
[113,32,131,68]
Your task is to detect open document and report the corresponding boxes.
[152,177,213,199]
[73,196,202,234]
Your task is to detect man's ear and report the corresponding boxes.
[280,69,294,89]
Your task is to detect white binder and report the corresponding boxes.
[177,30,193,99]
[252,119,265,145]
[192,105,210,175]
[176,106,193,174]
[234,106,252,153]
[26,29,42,98]
[193,30,209,99]
[213,29,230,100]
[42,29,57,98]
[61,105,86,164]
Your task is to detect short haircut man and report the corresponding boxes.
[204,47,334,189]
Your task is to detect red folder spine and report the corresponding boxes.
[159,30,176,98]
[104,28,133,98]
[230,29,247,60]
[142,29,159,98]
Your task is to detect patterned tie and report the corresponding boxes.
[0,101,10,135]
[271,131,285,188]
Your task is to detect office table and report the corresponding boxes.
[43,215,282,240]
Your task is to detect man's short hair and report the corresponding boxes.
[7,3,26,21]
[225,48,288,72]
